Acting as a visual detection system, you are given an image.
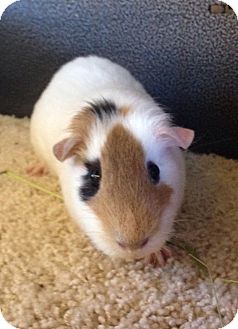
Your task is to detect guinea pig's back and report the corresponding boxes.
[30,56,145,173]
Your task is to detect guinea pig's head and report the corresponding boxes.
[53,100,194,260]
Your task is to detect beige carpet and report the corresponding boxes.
[0,114,237,329]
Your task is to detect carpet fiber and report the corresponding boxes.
[0,115,237,329]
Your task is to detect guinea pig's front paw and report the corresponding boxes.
[26,163,49,176]
[145,246,172,268]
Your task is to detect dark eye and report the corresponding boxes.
[80,159,101,201]
[147,161,160,184]
[89,166,101,181]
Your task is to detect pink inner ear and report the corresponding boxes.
[157,126,195,149]
[53,138,79,162]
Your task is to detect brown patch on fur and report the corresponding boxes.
[88,124,173,249]
[68,107,96,160]
[55,104,132,161]
[120,106,130,117]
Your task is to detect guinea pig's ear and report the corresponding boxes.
[53,137,81,162]
[157,126,195,149]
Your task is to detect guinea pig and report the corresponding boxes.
[29,55,194,266]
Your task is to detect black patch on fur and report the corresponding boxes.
[80,159,101,201]
[88,99,117,120]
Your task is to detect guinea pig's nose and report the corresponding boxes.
[140,237,149,248]
[116,240,127,249]
[117,237,149,249]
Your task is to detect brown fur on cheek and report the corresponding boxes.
[88,124,173,249]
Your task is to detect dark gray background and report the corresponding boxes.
[0,0,237,158]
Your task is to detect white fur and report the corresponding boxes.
[31,55,186,259]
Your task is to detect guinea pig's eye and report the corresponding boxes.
[147,161,160,184]
[89,166,101,181]
[80,159,101,201]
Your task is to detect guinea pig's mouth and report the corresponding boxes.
[113,228,169,260]
[116,240,165,261]
[87,223,168,261]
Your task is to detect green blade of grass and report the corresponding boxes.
[188,253,208,269]
[221,279,238,284]
[0,170,63,201]
[168,239,207,274]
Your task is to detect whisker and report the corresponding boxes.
[174,219,188,223]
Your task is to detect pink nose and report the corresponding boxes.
[117,237,149,249]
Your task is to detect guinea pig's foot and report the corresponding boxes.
[145,246,172,268]
[26,163,48,176]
